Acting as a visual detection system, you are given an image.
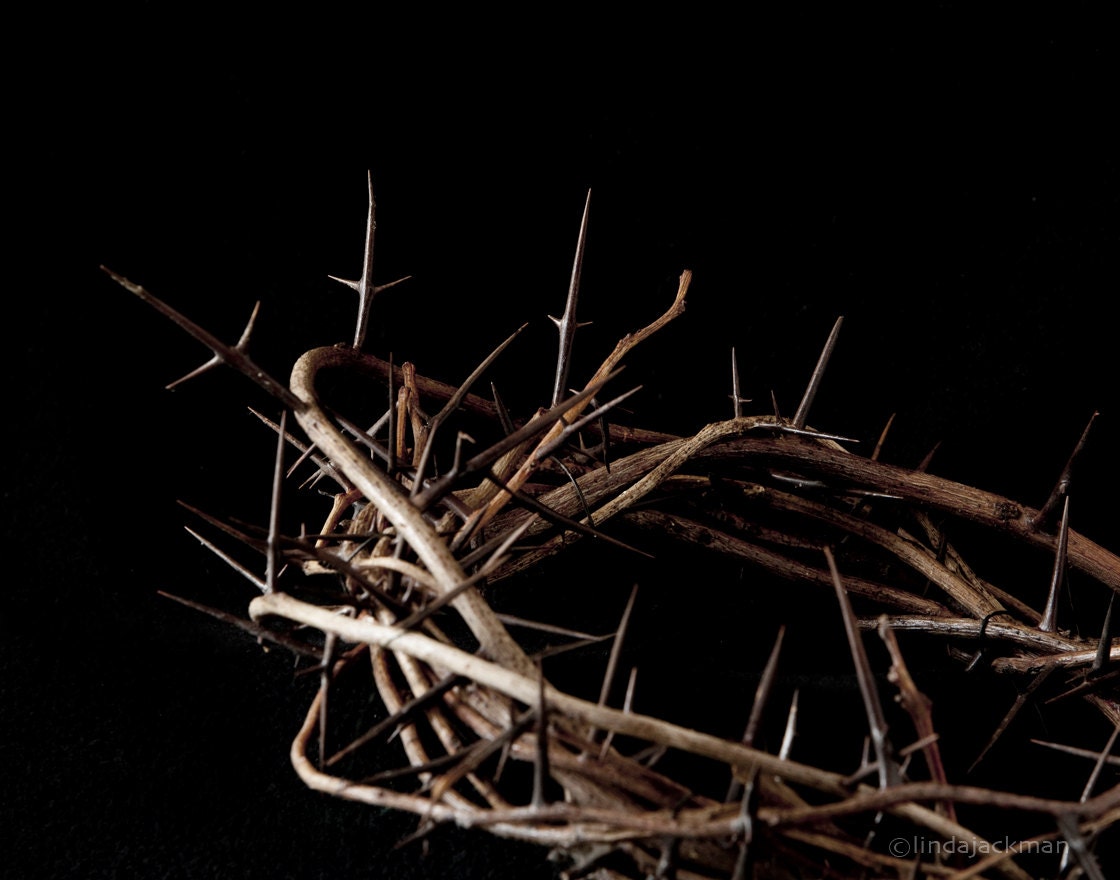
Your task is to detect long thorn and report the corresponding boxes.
[824,545,898,788]
[157,591,322,659]
[327,674,464,767]
[792,316,843,429]
[727,625,786,802]
[1093,593,1115,674]
[1034,411,1098,531]
[599,666,638,760]
[318,631,338,766]
[588,584,639,745]
[531,385,642,464]
[183,526,267,592]
[326,172,410,351]
[968,666,1054,775]
[412,324,527,494]
[551,189,592,407]
[730,346,750,418]
[265,410,287,594]
[1081,722,1120,805]
[414,369,623,511]
[598,585,639,709]
[1039,495,1071,633]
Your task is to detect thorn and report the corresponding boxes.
[730,347,751,418]
[494,615,605,642]
[326,674,463,767]
[491,382,515,436]
[591,395,612,473]
[598,666,638,760]
[531,385,642,464]
[598,585,639,709]
[414,368,624,511]
[327,171,412,351]
[102,267,301,408]
[1039,496,1071,633]
[916,440,942,473]
[166,300,260,390]
[770,390,783,421]
[967,666,1054,775]
[551,189,591,407]
[726,625,785,802]
[1092,593,1115,674]
[392,819,439,853]
[265,410,287,594]
[318,631,338,766]
[157,591,322,659]
[824,545,898,788]
[1034,411,1098,532]
[248,407,348,490]
[412,324,527,493]
[1044,668,1120,705]
[792,316,843,430]
[871,413,896,462]
[778,688,800,761]
[1080,723,1120,802]
[1029,737,1120,767]
[746,423,860,445]
[482,468,652,558]
[183,526,267,592]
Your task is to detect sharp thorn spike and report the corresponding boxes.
[598,666,638,760]
[824,545,898,788]
[183,526,267,592]
[1034,411,1099,531]
[491,382,515,436]
[550,189,591,408]
[727,624,785,803]
[1092,593,1116,674]
[165,355,221,390]
[156,590,322,659]
[731,346,743,419]
[101,266,301,408]
[871,413,896,462]
[967,666,1055,775]
[265,410,288,593]
[792,315,843,430]
[1039,495,1071,633]
[778,688,800,761]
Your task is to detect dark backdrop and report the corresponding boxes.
[8,9,1118,879]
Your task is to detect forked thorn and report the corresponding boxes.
[327,171,411,351]
[166,300,261,390]
[550,189,593,407]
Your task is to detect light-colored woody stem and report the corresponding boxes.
[290,344,536,678]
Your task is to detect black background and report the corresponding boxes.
[8,8,1119,879]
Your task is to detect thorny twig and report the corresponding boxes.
[106,177,1120,880]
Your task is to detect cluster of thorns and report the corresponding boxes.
[103,177,1119,879]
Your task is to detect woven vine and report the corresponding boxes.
[104,176,1118,880]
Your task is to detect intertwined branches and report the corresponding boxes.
[104,179,1119,880]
